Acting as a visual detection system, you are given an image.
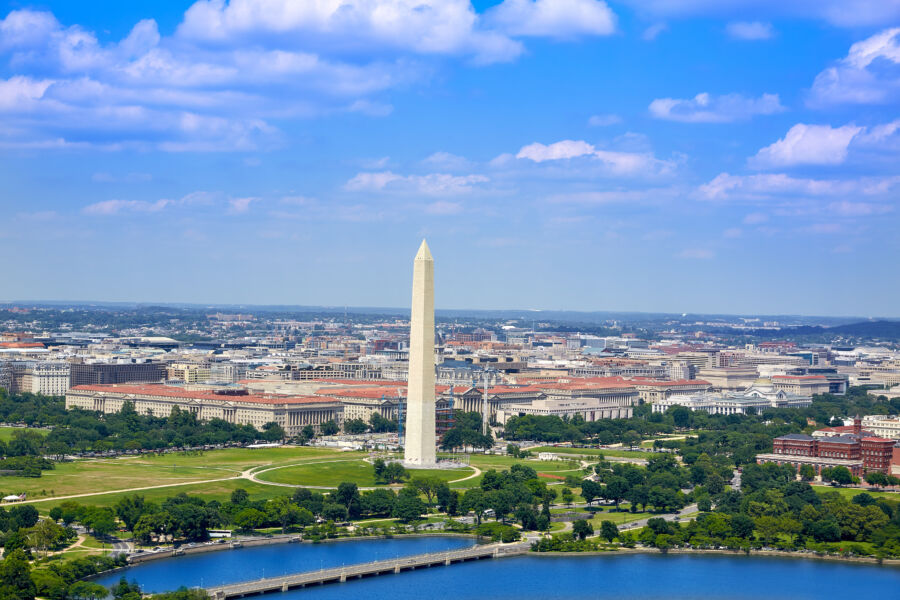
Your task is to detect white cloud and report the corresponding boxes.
[649,92,784,123]
[617,1,900,28]
[699,172,900,201]
[344,171,489,195]
[722,227,742,238]
[514,139,673,175]
[809,28,900,106]
[827,200,893,216]
[0,2,622,149]
[726,21,774,40]
[517,140,595,161]
[485,0,616,38]
[227,197,259,214]
[82,199,170,215]
[547,186,680,204]
[177,0,522,63]
[587,113,622,126]
[749,123,862,168]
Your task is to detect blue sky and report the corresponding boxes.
[1,1,899,316]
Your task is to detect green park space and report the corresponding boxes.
[0,446,347,502]
[812,485,900,500]
[33,479,289,513]
[0,426,49,442]
[530,446,648,459]
[256,458,473,487]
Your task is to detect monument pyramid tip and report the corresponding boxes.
[415,239,433,260]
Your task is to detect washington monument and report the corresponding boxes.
[404,239,437,466]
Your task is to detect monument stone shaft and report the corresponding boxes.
[404,239,437,466]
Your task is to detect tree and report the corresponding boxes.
[321,420,339,436]
[572,519,593,540]
[322,503,348,522]
[829,466,853,486]
[392,490,426,522]
[604,477,629,511]
[375,461,407,484]
[230,488,249,506]
[754,515,780,546]
[865,471,888,489]
[670,406,692,429]
[778,515,802,544]
[705,473,725,496]
[506,443,521,458]
[343,419,368,435]
[335,482,360,509]
[799,464,816,481]
[561,488,574,506]
[600,520,619,543]
[410,476,442,506]
[69,582,109,600]
[233,508,266,532]
[461,489,490,525]
[580,479,601,505]
[627,485,649,512]
[27,518,68,555]
[267,497,303,533]
[261,422,285,441]
[116,495,149,532]
[0,550,36,600]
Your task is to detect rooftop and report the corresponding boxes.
[69,384,335,406]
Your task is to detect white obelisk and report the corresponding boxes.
[404,239,436,466]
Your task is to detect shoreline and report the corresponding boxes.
[86,533,900,585]
[530,545,900,567]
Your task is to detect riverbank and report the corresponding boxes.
[532,545,900,567]
[126,531,482,564]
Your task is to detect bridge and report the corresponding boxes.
[207,543,528,599]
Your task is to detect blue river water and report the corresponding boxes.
[93,537,475,591]
[95,538,900,600]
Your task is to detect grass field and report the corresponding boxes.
[0,446,600,512]
[31,479,291,513]
[256,459,473,487]
[0,426,49,442]
[0,446,347,501]
[531,447,649,459]
[812,485,900,500]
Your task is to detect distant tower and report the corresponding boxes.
[404,240,437,466]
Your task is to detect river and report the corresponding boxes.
[94,538,900,599]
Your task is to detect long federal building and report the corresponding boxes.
[756,417,899,476]
[65,384,342,436]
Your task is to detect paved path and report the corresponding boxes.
[617,504,699,531]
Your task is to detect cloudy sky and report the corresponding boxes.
[2,0,899,316]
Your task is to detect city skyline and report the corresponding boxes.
[2,1,900,316]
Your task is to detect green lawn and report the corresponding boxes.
[0,446,347,501]
[587,507,650,528]
[531,447,649,459]
[812,485,900,500]
[33,479,291,512]
[256,459,473,487]
[0,426,49,442]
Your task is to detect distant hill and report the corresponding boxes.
[717,320,900,341]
